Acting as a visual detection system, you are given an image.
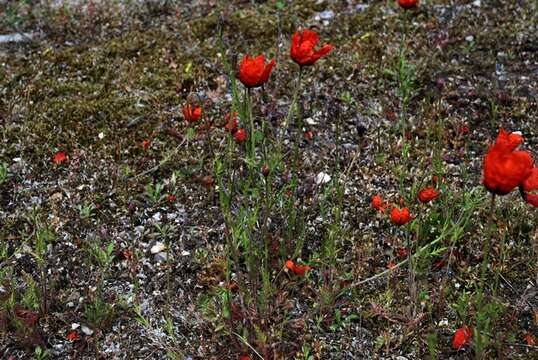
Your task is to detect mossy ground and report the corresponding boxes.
[1,0,537,359]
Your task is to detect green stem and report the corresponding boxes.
[480,193,496,288]
[247,88,255,161]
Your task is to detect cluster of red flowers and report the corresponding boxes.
[237,28,333,90]
[371,182,440,226]
[483,128,537,207]
[175,29,333,147]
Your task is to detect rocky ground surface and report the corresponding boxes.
[1,0,537,359]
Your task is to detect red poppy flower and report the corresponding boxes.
[238,355,251,360]
[234,128,247,142]
[290,29,334,66]
[67,330,81,342]
[53,151,67,164]
[452,326,473,350]
[304,130,314,140]
[285,260,311,276]
[237,54,275,89]
[182,105,202,123]
[483,129,534,195]
[167,194,176,203]
[371,194,387,212]
[418,187,440,203]
[520,167,538,207]
[142,139,150,150]
[398,0,418,9]
[225,112,238,132]
[391,207,411,226]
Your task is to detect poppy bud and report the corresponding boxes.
[182,105,202,122]
[234,128,247,142]
[371,194,387,212]
[225,112,238,132]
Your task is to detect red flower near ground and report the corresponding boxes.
[142,139,150,150]
[371,194,387,212]
[304,130,314,140]
[458,123,470,136]
[418,187,440,203]
[290,29,334,66]
[67,330,80,342]
[53,151,67,164]
[225,112,238,132]
[452,326,473,350]
[182,105,202,123]
[396,247,409,257]
[391,207,411,226]
[285,260,311,276]
[167,194,176,203]
[121,249,132,259]
[524,333,536,346]
[238,355,251,360]
[234,128,247,142]
[483,129,534,195]
[398,0,418,9]
[520,167,538,207]
[238,54,275,88]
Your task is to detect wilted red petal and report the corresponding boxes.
[67,330,80,342]
[524,333,536,346]
[53,151,67,164]
[142,139,150,150]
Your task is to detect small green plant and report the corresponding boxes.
[34,346,49,360]
[77,201,96,219]
[89,242,115,268]
[297,343,315,360]
[133,304,150,328]
[84,295,114,329]
[145,182,164,204]
[425,331,438,360]
[0,162,8,183]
